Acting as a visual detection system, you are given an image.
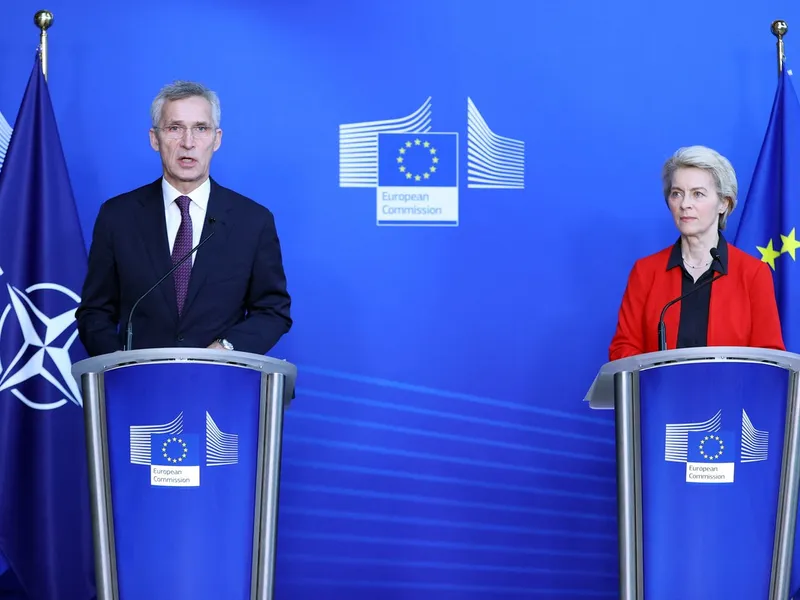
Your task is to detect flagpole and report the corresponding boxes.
[33,10,53,81]
[773,19,788,77]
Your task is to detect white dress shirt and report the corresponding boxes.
[162,177,210,265]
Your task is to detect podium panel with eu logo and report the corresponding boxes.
[71,348,297,600]
[585,346,800,600]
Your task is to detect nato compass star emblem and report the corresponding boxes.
[0,266,83,411]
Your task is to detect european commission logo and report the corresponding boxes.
[0,110,11,172]
[339,97,524,227]
[664,409,769,483]
[377,132,458,225]
[129,411,239,487]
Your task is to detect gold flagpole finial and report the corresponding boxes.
[33,10,54,81]
[772,20,788,78]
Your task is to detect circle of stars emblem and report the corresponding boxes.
[698,435,725,460]
[396,138,439,182]
[162,436,188,464]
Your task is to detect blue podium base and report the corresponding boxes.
[638,361,789,598]
[104,362,262,599]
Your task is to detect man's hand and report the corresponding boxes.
[207,341,225,350]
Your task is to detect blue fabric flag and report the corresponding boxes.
[0,51,95,599]
[734,66,800,348]
[0,104,11,585]
[733,66,800,599]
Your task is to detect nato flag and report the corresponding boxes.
[0,51,95,599]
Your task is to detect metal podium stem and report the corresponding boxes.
[631,372,644,597]
[82,373,118,600]
[614,371,641,600]
[252,373,286,600]
[770,371,800,600]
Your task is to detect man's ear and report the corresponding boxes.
[149,128,160,152]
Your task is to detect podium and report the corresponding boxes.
[585,346,800,599]
[71,348,297,600]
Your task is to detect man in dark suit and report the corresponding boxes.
[76,81,291,356]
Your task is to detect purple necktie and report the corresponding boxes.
[172,195,193,316]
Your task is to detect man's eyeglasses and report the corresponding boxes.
[155,125,215,139]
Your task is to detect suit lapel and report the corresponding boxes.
[135,180,179,322]
[181,179,233,317]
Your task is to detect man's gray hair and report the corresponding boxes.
[150,80,221,129]
[661,145,738,230]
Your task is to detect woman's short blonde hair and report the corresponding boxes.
[661,145,738,230]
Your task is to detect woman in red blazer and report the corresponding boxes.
[609,145,785,361]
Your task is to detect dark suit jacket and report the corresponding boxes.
[76,177,292,356]
[608,241,784,361]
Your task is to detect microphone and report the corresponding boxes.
[124,217,216,351]
[709,247,722,266]
[656,247,725,352]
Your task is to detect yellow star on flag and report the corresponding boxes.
[781,228,800,260]
[757,239,781,270]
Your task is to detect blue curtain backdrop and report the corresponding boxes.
[1,0,799,597]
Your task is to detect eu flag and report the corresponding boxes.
[151,433,200,466]
[377,132,458,187]
[0,51,95,599]
[734,66,800,349]
[734,66,800,600]
[686,431,736,463]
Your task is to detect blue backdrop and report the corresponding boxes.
[1,0,799,597]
